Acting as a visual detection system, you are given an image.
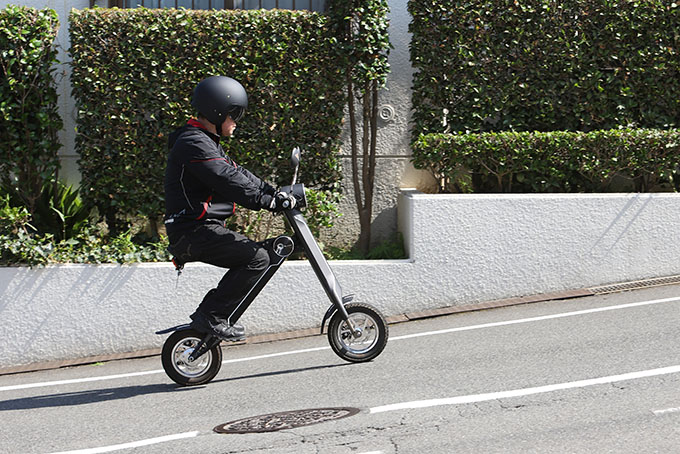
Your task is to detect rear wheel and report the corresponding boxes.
[328,303,388,363]
[161,329,222,386]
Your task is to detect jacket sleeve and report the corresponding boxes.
[183,144,274,210]
[234,162,277,197]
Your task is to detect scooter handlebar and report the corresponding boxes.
[279,183,307,209]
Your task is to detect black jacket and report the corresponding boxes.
[164,120,275,232]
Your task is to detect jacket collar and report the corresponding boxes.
[187,119,220,144]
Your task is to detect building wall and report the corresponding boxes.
[332,0,436,248]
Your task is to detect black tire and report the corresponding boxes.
[161,328,222,386]
[327,303,388,363]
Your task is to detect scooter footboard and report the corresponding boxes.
[155,324,191,335]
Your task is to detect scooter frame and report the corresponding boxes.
[157,197,359,361]
[281,195,356,334]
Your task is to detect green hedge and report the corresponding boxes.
[409,0,680,137]
[69,8,345,232]
[413,129,680,193]
[0,5,62,214]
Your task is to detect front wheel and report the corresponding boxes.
[161,328,222,386]
[328,303,388,363]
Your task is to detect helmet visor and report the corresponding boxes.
[228,106,246,122]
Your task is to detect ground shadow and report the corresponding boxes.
[0,362,350,411]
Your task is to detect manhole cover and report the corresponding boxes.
[214,407,361,434]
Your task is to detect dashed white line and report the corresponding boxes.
[0,370,162,393]
[0,347,330,393]
[653,406,680,416]
[370,365,680,413]
[49,431,199,454]
[221,346,330,365]
[2,295,680,393]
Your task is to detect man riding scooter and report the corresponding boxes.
[163,75,297,343]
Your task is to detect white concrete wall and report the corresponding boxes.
[399,191,680,304]
[2,191,680,368]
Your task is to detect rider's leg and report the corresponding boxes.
[187,224,270,335]
[167,222,270,340]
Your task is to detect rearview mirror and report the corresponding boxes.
[291,147,301,169]
[290,147,301,185]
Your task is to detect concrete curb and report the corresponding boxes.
[0,287,593,375]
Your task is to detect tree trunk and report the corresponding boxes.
[355,80,379,255]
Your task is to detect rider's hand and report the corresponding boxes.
[269,191,296,212]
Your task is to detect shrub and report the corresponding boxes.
[409,0,680,137]
[69,8,346,234]
[0,192,170,266]
[413,129,680,193]
[0,5,63,215]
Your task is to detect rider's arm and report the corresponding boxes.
[184,146,275,211]
[233,161,277,197]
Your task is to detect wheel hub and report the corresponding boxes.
[339,315,377,353]
[179,348,195,364]
[173,340,211,376]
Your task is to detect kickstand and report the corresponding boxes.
[172,257,184,289]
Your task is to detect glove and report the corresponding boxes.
[269,191,296,212]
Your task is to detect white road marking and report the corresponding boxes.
[221,346,330,365]
[49,431,199,454]
[390,295,680,342]
[370,365,680,413]
[0,347,330,393]
[43,364,680,454]
[0,370,163,392]
[48,433,385,454]
[2,295,679,393]
[653,406,680,416]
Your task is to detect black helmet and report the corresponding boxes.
[191,76,248,128]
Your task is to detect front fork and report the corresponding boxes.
[282,209,362,338]
[188,333,221,363]
[321,295,361,336]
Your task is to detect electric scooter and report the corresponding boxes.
[156,148,389,386]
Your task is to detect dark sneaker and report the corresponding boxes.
[212,323,246,342]
[190,312,246,342]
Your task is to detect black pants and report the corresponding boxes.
[168,222,270,326]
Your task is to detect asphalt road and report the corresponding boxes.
[1,285,679,453]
